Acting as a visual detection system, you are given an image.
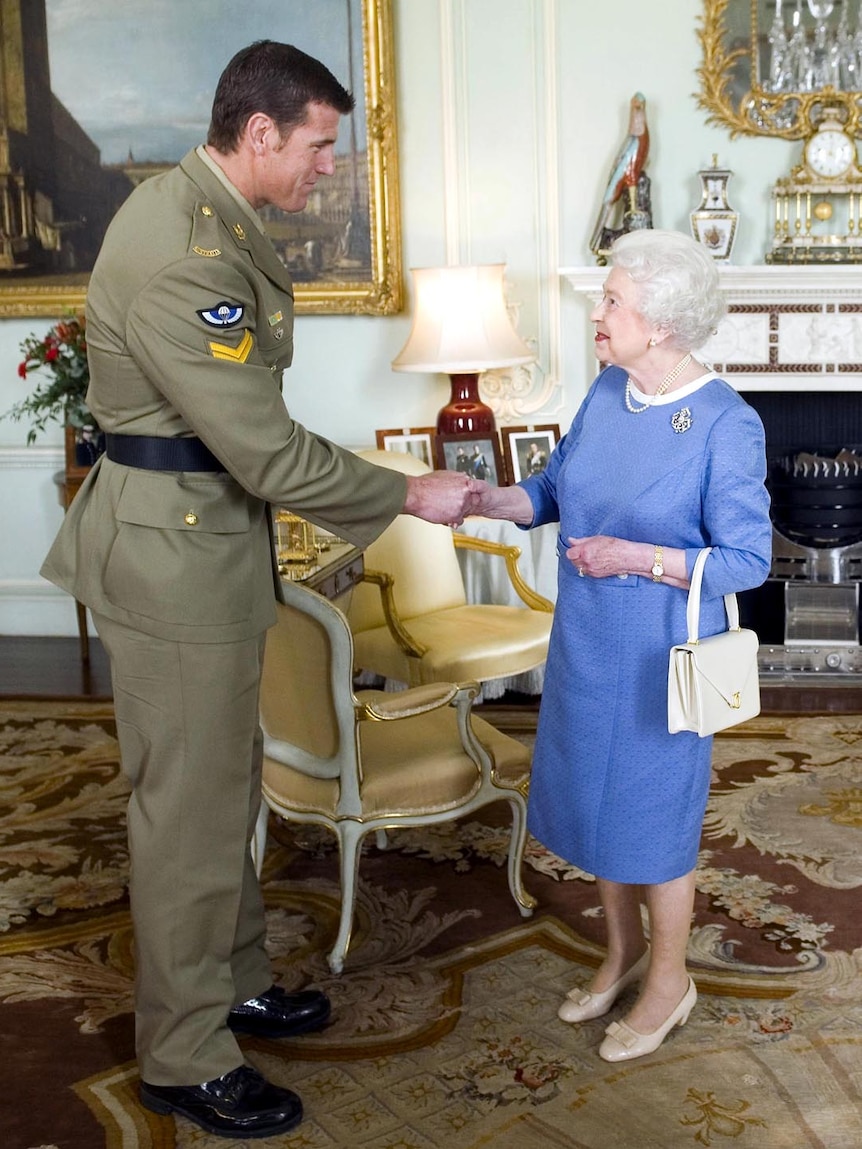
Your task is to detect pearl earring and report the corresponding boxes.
[648,337,657,348]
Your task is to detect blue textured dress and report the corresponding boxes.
[520,366,772,884]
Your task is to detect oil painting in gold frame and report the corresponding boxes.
[0,0,401,317]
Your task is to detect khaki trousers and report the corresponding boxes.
[93,613,272,1085]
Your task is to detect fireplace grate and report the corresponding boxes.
[735,394,862,679]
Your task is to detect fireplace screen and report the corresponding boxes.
[739,392,862,680]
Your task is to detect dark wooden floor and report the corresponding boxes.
[1,635,861,712]
[0,636,113,699]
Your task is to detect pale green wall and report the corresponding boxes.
[0,0,800,634]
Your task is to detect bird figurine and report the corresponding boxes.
[589,92,650,257]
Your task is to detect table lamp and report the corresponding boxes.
[392,264,533,433]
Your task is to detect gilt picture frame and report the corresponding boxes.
[501,424,560,484]
[0,0,401,317]
[435,433,504,488]
[375,427,436,468]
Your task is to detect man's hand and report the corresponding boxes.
[403,471,483,526]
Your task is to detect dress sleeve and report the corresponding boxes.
[515,373,606,528]
[687,400,772,598]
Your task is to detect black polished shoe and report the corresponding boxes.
[227,984,331,1038]
[140,1064,302,1139]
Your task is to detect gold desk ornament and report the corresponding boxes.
[274,510,317,572]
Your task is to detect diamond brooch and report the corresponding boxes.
[671,407,692,434]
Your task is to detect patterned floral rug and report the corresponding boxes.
[3,701,862,1148]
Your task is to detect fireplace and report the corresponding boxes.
[738,391,862,681]
[560,263,862,683]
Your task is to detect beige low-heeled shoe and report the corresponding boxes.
[557,949,650,1024]
[598,976,697,1062]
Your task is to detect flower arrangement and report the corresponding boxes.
[5,315,95,444]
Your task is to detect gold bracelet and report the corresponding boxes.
[651,544,664,582]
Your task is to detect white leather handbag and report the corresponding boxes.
[667,547,761,737]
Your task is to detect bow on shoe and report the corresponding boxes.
[603,1020,639,1049]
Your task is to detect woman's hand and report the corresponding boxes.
[565,535,634,578]
[566,536,690,586]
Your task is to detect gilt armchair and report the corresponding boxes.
[253,576,536,974]
[346,448,553,689]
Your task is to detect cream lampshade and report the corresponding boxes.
[392,264,533,434]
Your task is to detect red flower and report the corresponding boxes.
[17,361,28,378]
[45,346,59,362]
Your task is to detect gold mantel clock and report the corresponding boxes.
[767,115,862,264]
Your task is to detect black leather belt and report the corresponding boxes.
[105,433,224,472]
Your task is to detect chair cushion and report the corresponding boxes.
[352,604,552,685]
[261,703,530,820]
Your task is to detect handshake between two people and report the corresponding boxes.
[402,470,535,528]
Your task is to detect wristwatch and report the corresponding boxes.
[651,545,664,582]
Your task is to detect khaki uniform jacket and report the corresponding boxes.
[41,149,406,643]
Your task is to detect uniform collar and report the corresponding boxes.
[180,148,293,295]
[194,145,267,235]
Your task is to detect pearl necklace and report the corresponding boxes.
[625,353,692,414]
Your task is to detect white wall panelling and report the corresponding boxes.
[435,0,563,424]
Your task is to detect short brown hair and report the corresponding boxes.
[207,40,355,152]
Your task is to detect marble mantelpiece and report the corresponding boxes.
[560,264,862,392]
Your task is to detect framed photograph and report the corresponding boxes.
[435,433,505,487]
[375,427,436,468]
[0,0,401,317]
[500,425,561,484]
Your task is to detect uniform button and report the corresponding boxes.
[201,205,213,217]
[184,511,199,526]
[617,573,629,579]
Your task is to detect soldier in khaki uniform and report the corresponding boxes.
[42,42,477,1140]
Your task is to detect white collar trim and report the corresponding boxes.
[626,370,718,406]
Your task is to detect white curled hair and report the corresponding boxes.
[609,229,726,350]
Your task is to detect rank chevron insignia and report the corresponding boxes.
[209,330,253,363]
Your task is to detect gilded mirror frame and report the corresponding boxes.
[697,0,862,139]
[0,0,401,318]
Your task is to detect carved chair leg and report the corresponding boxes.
[506,795,537,917]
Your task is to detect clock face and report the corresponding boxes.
[805,129,856,178]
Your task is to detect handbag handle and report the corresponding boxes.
[685,546,740,643]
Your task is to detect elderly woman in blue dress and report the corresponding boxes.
[473,229,772,1062]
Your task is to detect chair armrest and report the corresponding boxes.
[453,533,554,612]
[358,569,428,658]
[358,681,478,721]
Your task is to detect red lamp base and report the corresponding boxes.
[436,372,495,434]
